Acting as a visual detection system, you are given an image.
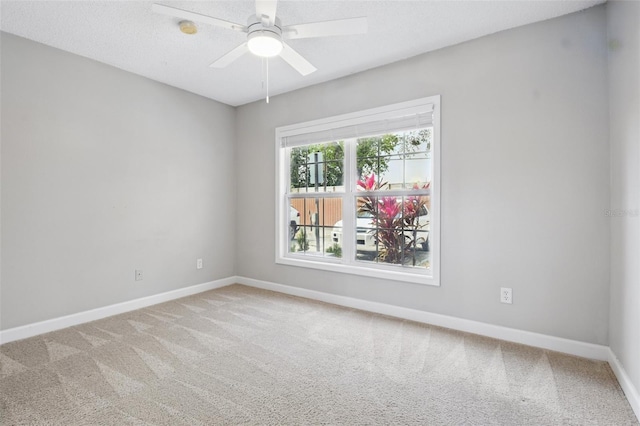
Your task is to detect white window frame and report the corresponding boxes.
[275,96,440,286]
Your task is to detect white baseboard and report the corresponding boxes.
[0,277,237,344]
[608,349,640,420]
[236,276,610,361]
[1,275,611,361]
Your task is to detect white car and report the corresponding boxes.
[290,206,301,240]
[332,206,430,252]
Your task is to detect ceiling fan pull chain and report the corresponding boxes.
[259,57,269,104]
[261,57,265,90]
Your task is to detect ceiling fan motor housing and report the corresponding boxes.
[246,16,283,57]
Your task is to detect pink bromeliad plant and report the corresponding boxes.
[357,174,430,264]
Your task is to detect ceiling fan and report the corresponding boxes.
[152,1,367,76]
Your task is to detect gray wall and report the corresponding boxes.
[1,33,236,330]
[236,7,610,344]
[608,0,640,395]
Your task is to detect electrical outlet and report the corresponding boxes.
[500,287,512,304]
[135,269,143,281]
[196,258,203,269]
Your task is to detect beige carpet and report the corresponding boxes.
[0,284,637,425]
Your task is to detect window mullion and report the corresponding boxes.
[341,138,356,264]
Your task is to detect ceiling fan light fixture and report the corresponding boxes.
[247,31,283,57]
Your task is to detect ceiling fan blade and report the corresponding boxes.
[209,43,249,68]
[255,0,278,26]
[284,17,367,40]
[153,3,246,32]
[279,43,317,76]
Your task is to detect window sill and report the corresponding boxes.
[276,255,440,286]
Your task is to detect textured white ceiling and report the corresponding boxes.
[1,0,604,106]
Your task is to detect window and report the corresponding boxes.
[276,96,440,285]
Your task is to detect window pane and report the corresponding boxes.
[378,155,403,190]
[290,142,344,193]
[404,153,431,189]
[290,146,309,192]
[356,135,397,189]
[354,195,430,268]
[401,129,432,154]
[356,129,432,191]
[400,129,432,189]
[289,198,342,258]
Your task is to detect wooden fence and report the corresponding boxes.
[291,198,342,228]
